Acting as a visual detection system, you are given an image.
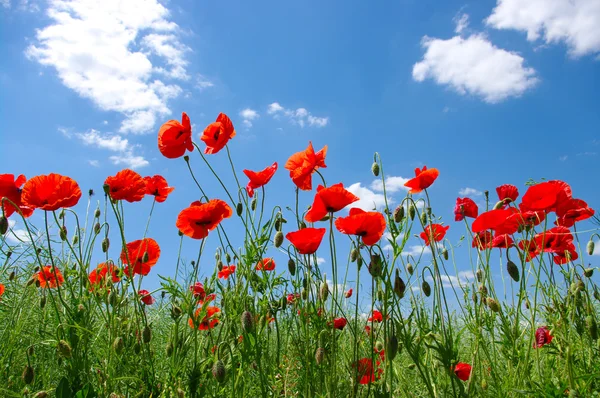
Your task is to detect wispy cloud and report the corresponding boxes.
[239,108,260,128]
[267,102,329,128]
[427,270,474,288]
[458,187,483,196]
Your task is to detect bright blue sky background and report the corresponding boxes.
[1,0,599,310]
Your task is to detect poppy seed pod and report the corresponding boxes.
[320,278,329,302]
[394,269,406,299]
[486,297,500,313]
[57,340,72,358]
[212,360,226,383]
[506,260,520,282]
[393,205,405,223]
[241,310,254,333]
[350,248,358,262]
[22,365,34,384]
[371,162,380,177]
[587,240,595,256]
[113,337,124,354]
[236,202,243,217]
[102,238,110,253]
[408,204,416,220]
[387,335,399,360]
[422,281,431,297]
[142,325,152,344]
[584,268,594,278]
[315,347,325,365]
[0,216,8,235]
[274,231,284,248]
[288,259,296,276]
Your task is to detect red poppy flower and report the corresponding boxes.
[534,326,553,348]
[453,362,472,381]
[454,197,478,221]
[491,234,514,249]
[496,184,519,205]
[218,265,236,279]
[38,266,64,288]
[287,293,300,304]
[21,174,81,211]
[284,142,328,191]
[158,112,193,159]
[139,289,155,305]
[256,258,275,271]
[176,199,232,239]
[144,175,174,203]
[555,198,594,227]
[304,183,359,222]
[0,283,5,298]
[88,262,121,289]
[332,317,347,330]
[286,228,326,255]
[521,180,571,213]
[189,306,221,330]
[420,224,450,246]
[404,166,439,194]
[472,231,493,250]
[200,113,236,155]
[472,209,518,234]
[104,169,146,203]
[243,162,278,197]
[533,226,578,265]
[352,358,379,384]
[506,210,546,232]
[345,288,353,298]
[334,208,386,246]
[368,310,383,323]
[190,282,206,300]
[374,347,386,365]
[364,325,372,335]
[121,238,161,276]
[0,174,34,218]
[518,239,541,262]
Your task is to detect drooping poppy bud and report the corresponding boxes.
[212,360,226,383]
[408,204,416,220]
[301,288,308,300]
[407,263,414,275]
[9,271,15,281]
[486,297,500,313]
[320,278,329,302]
[387,335,399,360]
[59,226,68,241]
[171,305,182,320]
[371,162,380,177]
[369,254,383,278]
[274,231,284,248]
[142,325,152,344]
[476,269,483,282]
[393,205,405,223]
[350,247,358,262]
[236,202,243,217]
[584,268,594,278]
[288,259,296,276]
[133,342,141,354]
[442,248,449,260]
[72,234,79,245]
[315,347,325,365]
[113,337,124,354]
[394,269,405,299]
[506,260,519,282]
[0,216,8,235]
[22,365,34,384]
[39,296,46,308]
[251,197,257,211]
[422,281,431,297]
[102,238,110,253]
[241,311,254,333]
[420,211,427,226]
[94,223,101,235]
[94,208,101,218]
[58,340,72,358]
[587,240,595,256]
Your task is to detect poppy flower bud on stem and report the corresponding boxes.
[59,226,68,241]
[442,248,449,261]
[587,240,595,256]
[394,269,406,299]
[251,197,257,211]
[315,347,325,365]
[241,311,254,333]
[422,281,431,297]
[506,260,520,282]
[586,316,598,340]
[320,277,329,302]
[371,162,380,177]
[301,288,308,300]
[369,254,383,278]
[102,238,110,253]
[94,208,101,218]
[94,222,101,235]
[40,296,46,308]
[0,216,8,235]
[350,248,358,262]
[57,340,72,358]
[142,326,152,344]
[476,269,484,283]
[113,337,124,355]
[393,205,405,223]
[584,268,594,278]
[9,270,15,281]
[387,335,399,360]
[287,259,296,276]
[212,360,226,383]
[236,202,243,217]
[493,201,504,210]
[22,365,34,384]
[274,231,284,248]
[72,234,79,245]
[406,263,414,275]
[486,297,500,313]
[420,212,427,226]
[408,205,416,220]
[171,305,182,320]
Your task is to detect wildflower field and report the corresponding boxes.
[1,111,599,398]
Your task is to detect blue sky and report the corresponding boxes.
[1,0,599,309]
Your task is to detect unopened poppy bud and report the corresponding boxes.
[484,190,489,201]
[315,347,325,365]
[422,281,431,297]
[506,260,520,282]
[165,342,174,357]
[251,197,257,211]
[356,255,363,270]
[420,211,427,226]
[216,261,223,271]
[394,269,406,299]
[350,248,358,262]
[6,251,11,259]
[301,288,308,300]
[274,231,284,248]
[393,205,405,223]
[59,226,68,241]
[58,209,65,219]
[0,216,8,235]
[109,290,117,306]
[371,162,380,177]
[587,240,595,256]
[241,311,254,332]
[35,279,40,288]
[142,326,152,343]
[442,248,449,260]
[171,305,182,320]
[274,217,282,231]
[584,268,594,278]
[212,360,226,383]
[300,221,307,229]
[406,263,414,275]
[320,278,329,302]
[387,335,399,360]
[585,315,598,339]
[94,222,101,234]
[479,284,488,296]
[486,297,500,313]
[133,342,141,354]
[22,365,34,384]
[102,238,110,252]
[39,296,46,308]
[94,208,101,218]
[235,202,243,217]
[58,340,72,358]
[481,379,488,390]
[113,337,124,354]
[476,269,483,282]
[225,253,231,263]
[34,391,48,398]
[9,271,15,281]
[472,293,478,304]
[280,296,287,310]
[369,254,383,278]
[408,204,416,220]
[288,259,296,276]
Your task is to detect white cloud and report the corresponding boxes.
[559,155,568,162]
[454,13,469,34]
[240,108,259,128]
[26,0,189,134]
[4,219,41,245]
[427,270,474,288]
[486,0,600,57]
[402,245,432,258]
[76,129,129,151]
[346,183,390,212]
[195,75,214,90]
[370,176,410,193]
[317,257,326,265]
[266,102,329,128]
[109,152,149,169]
[458,187,483,197]
[88,159,100,167]
[412,33,538,103]
[1,0,10,8]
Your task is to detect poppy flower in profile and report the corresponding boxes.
[335,208,386,246]
[200,113,236,155]
[189,306,221,330]
[368,310,384,323]
[472,209,516,234]
[158,112,193,159]
[88,262,121,289]
[256,258,275,271]
[352,358,378,384]
[190,282,206,300]
[454,197,478,221]
[0,283,5,298]
[534,326,553,348]
[453,362,472,381]
[243,162,278,197]
[121,238,161,276]
[21,174,81,211]
[520,180,571,213]
[305,183,360,222]
[38,266,65,288]
[284,141,328,191]
[491,234,514,249]
[144,175,174,203]
[286,228,326,255]
[139,289,155,305]
[176,199,232,239]
[332,317,347,330]
[420,224,450,246]
[472,231,493,250]
[496,184,519,205]
[533,226,578,265]
[555,198,594,227]
[404,166,439,194]
[345,288,353,298]
[104,169,146,203]
[0,174,34,218]
[218,265,236,279]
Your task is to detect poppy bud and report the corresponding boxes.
[225,253,231,263]
[94,208,101,218]
[493,201,504,210]
[288,259,296,276]
[217,261,223,271]
[481,379,488,390]
[479,284,488,296]
[407,204,415,220]
[407,263,414,275]
[584,268,594,278]
[166,342,174,357]
[102,238,110,253]
[587,240,595,256]
[315,347,325,365]
[442,248,449,260]
[35,279,40,288]
[241,311,254,333]
[108,290,118,307]
[34,392,48,398]
[274,231,284,248]
[320,278,329,302]
[420,211,427,226]
[133,342,141,354]
[484,190,489,200]
[320,215,330,222]
[113,337,124,354]
[280,296,287,310]
[251,197,257,211]
[422,281,431,297]
[177,388,185,398]
[212,360,226,383]
[142,325,152,344]
[301,288,308,300]
[171,305,182,320]
[22,365,34,384]
[387,335,399,360]
[0,216,8,235]
[371,162,380,177]
[525,298,531,309]
[183,155,190,162]
[94,222,101,235]
[357,255,363,270]
[58,340,72,358]
[274,217,282,231]
[586,316,598,340]
[58,209,65,219]
[369,254,383,278]
[40,296,46,309]
[506,260,519,282]
[375,341,384,351]
[142,251,149,264]
[476,269,484,283]
[472,293,478,304]
[393,205,405,223]
[350,248,358,262]
[59,226,68,241]
[486,297,500,313]
[236,202,243,217]
[300,221,307,229]
[394,269,406,299]
[6,251,12,259]
[9,270,15,281]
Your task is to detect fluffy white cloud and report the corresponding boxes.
[370,176,410,193]
[26,0,189,134]
[76,129,129,151]
[4,219,40,245]
[412,33,538,103]
[88,159,100,167]
[109,152,149,169]
[345,183,389,211]
[486,0,600,57]
[240,108,259,128]
[402,245,432,258]
[427,270,474,288]
[458,187,483,197]
[317,257,326,265]
[267,102,329,128]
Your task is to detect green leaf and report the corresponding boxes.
[75,384,97,398]
[56,377,73,398]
